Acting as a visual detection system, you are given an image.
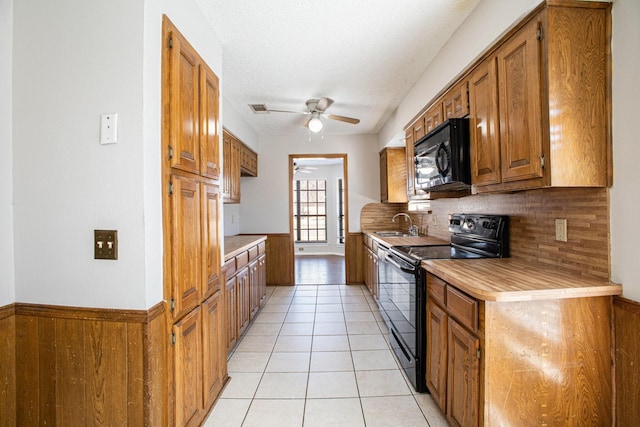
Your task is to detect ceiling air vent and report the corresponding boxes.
[249,104,269,114]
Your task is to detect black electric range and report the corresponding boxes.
[377,213,509,392]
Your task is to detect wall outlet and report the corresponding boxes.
[555,219,567,242]
[298,247,304,251]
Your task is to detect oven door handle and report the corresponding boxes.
[385,253,417,274]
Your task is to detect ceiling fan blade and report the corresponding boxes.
[315,97,334,112]
[326,114,360,125]
[268,108,307,114]
[302,115,312,128]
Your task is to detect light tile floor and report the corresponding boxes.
[204,284,448,427]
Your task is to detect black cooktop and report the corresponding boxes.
[392,244,485,261]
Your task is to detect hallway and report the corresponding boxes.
[294,255,346,285]
[204,280,448,426]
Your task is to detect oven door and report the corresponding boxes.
[377,249,426,392]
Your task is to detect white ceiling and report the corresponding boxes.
[195,0,481,137]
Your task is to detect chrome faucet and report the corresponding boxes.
[392,213,419,236]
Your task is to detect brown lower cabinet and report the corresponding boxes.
[173,291,226,427]
[425,272,614,426]
[362,235,379,300]
[224,241,267,354]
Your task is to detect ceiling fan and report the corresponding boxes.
[293,162,317,174]
[254,97,360,133]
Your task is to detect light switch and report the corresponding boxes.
[100,113,118,144]
[95,230,118,260]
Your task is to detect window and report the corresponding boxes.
[293,179,327,243]
[337,178,344,244]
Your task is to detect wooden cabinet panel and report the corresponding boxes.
[405,129,415,199]
[423,103,443,135]
[447,318,479,427]
[173,307,203,427]
[249,259,260,319]
[497,18,543,183]
[236,268,250,336]
[426,301,448,412]
[171,175,201,320]
[225,274,237,353]
[468,58,501,187]
[202,292,225,410]
[258,254,267,306]
[412,117,425,142]
[443,80,469,120]
[202,183,221,298]
[241,145,258,177]
[199,65,220,179]
[167,30,200,175]
[222,131,240,203]
[446,286,478,333]
[379,147,407,203]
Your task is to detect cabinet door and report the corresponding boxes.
[258,254,267,306]
[171,175,201,320]
[168,29,200,175]
[443,80,469,120]
[225,275,237,353]
[497,18,543,183]
[199,64,220,179]
[173,306,203,427]
[202,183,221,298]
[447,319,479,427]
[379,150,388,202]
[405,129,415,198]
[248,259,260,319]
[202,292,225,410]
[236,268,250,336]
[230,140,242,202]
[424,104,443,135]
[426,301,448,412]
[468,58,501,187]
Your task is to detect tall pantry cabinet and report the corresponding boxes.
[162,16,227,427]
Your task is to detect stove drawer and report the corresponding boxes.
[446,286,478,332]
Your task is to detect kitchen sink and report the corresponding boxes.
[375,231,411,237]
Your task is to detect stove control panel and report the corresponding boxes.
[448,213,507,240]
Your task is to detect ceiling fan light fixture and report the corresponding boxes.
[308,116,323,133]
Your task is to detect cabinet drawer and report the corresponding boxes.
[446,286,478,332]
[258,241,266,255]
[224,259,236,278]
[235,251,249,270]
[427,274,447,307]
[248,245,259,261]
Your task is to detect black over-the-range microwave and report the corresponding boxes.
[414,118,471,193]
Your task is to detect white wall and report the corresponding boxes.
[0,0,15,306]
[11,0,223,309]
[294,163,345,256]
[240,134,380,234]
[378,0,539,149]
[610,0,640,301]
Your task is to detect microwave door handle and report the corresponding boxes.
[385,253,416,274]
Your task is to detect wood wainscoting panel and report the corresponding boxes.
[265,233,293,285]
[0,305,16,427]
[346,232,364,284]
[14,302,165,426]
[614,296,640,426]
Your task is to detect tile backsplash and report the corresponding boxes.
[362,187,610,280]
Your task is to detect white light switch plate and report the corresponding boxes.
[100,113,118,144]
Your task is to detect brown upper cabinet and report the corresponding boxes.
[404,128,416,199]
[223,129,258,204]
[405,1,611,196]
[469,3,610,193]
[165,24,220,180]
[380,147,408,203]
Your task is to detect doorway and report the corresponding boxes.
[289,154,349,285]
